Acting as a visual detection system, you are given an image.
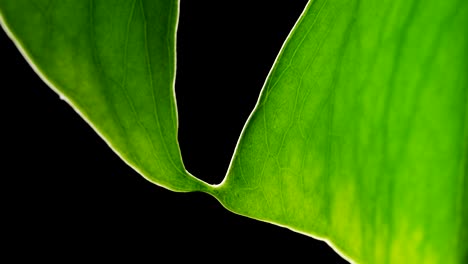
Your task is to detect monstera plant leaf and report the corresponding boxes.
[1,0,467,263]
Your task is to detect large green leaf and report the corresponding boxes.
[215,0,468,262]
[0,0,209,192]
[1,0,467,263]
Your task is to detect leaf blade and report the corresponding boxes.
[2,0,467,262]
[0,0,208,191]
[218,0,468,262]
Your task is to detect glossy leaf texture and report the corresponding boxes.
[1,0,467,263]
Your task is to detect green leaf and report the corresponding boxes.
[1,0,467,263]
[216,0,468,262]
[0,0,208,192]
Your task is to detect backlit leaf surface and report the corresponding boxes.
[1,0,466,263]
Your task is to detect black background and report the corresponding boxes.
[2,1,348,262]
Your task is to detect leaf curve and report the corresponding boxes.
[217,0,468,263]
[0,0,209,192]
[1,0,467,263]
